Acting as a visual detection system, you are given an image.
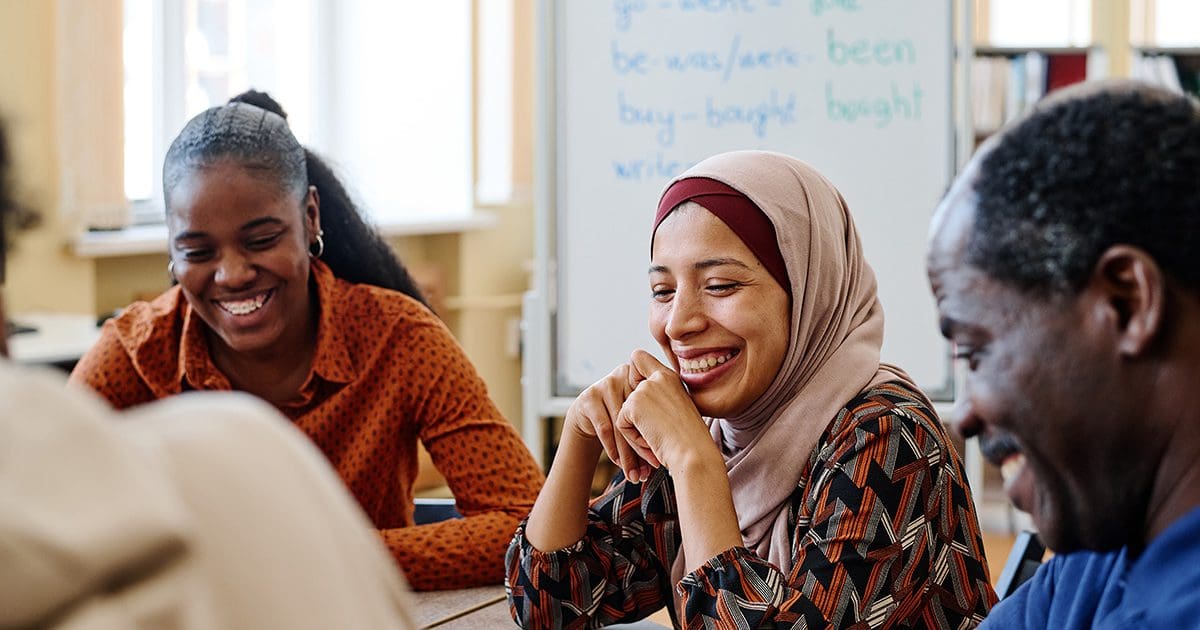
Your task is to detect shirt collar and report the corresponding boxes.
[179,258,358,391]
[179,303,226,391]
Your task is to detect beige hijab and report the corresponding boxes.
[659,150,921,585]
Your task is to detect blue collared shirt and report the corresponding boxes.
[982,505,1200,628]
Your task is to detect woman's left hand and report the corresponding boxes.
[615,350,724,472]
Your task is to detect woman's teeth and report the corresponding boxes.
[680,351,736,373]
[218,292,268,316]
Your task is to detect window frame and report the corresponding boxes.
[123,0,510,227]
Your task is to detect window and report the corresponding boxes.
[1138,0,1200,46]
[1129,0,1200,97]
[983,0,1092,47]
[318,1,472,221]
[475,0,513,205]
[123,0,314,221]
[123,0,497,226]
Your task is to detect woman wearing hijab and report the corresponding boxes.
[506,151,995,628]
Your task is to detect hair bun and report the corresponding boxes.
[228,89,288,120]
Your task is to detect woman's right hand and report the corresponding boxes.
[564,364,661,483]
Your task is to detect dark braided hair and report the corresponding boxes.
[968,82,1200,297]
[162,90,426,305]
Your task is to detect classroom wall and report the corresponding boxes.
[452,0,536,428]
[0,0,537,430]
[0,1,98,315]
[0,0,1136,434]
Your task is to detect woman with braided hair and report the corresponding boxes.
[71,91,544,590]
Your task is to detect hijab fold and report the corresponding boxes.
[656,151,922,590]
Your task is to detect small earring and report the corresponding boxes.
[167,260,176,280]
[310,230,325,258]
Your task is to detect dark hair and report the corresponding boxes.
[967,83,1200,296]
[0,121,39,284]
[0,121,12,281]
[162,90,426,305]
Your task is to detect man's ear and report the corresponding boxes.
[1086,245,1165,357]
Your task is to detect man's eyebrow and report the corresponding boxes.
[648,258,753,274]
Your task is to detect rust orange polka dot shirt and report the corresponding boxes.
[69,259,545,590]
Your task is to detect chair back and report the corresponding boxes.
[996,530,1046,598]
[413,497,461,525]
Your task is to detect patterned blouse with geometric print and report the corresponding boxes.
[506,381,997,629]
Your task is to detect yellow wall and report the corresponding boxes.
[0,1,96,315]
[95,254,170,315]
[0,0,126,316]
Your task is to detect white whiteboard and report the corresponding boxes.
[544,0,955,400]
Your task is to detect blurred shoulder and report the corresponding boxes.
[119,391,312,459]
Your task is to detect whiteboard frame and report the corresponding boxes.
[523,0,971,467]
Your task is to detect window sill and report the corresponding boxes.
[70,211,498,258]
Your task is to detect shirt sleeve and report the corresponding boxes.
[678,404,995,628]
[68,321,157,410]
[378,318,546,591]
[506,470,678,628]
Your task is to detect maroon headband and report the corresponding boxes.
[653,177,790,293]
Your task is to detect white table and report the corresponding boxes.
[8,311,101,367]
[413,586,508,628]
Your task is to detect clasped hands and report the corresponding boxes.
[565,349,717,483]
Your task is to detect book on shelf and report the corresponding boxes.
[1047,54,1088,92]
[1132,54,1183,93]
[1131,52,1200,96]
[971,50,1094,138]
[971,55,1007,135]
[1020,52,1047,116]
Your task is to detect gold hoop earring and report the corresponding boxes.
[310,230,325,258]
[167,260,176,280]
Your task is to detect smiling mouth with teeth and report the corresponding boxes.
[217,290,270,316]
[679,350,738,374]
[1000,453,1026,486]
